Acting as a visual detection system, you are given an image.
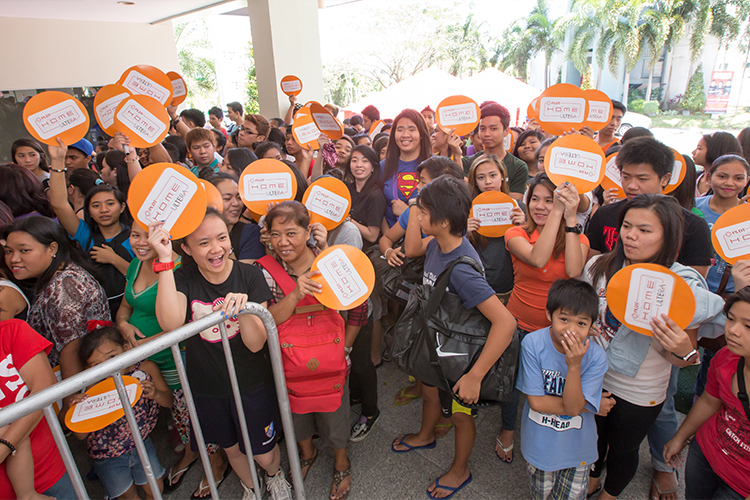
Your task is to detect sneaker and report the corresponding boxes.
[240,475,265,500]
[266,469,292,500]
[350,408,380,442]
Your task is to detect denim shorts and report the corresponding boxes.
[93,436,165,499]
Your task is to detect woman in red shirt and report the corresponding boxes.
[664,288,750,499]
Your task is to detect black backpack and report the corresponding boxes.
[390,256,519,407]
[89,228,132,319]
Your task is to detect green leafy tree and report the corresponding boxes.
[682,63,706,112]
[556,0,610,88]
[491,20,534,82]
[581,64,595,89]
[527,0,561,88]
[174,21,218,108]
[245,43,260,114]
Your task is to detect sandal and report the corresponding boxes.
[427,473,472,500]
[329,467,351,500]
[191,463,232,499]
[495,436,514,463]
[394,386,422,406]
[300,448,318,480]
[163,458,197,493]
[650,470,680,500]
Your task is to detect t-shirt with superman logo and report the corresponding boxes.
[381,158,420,227]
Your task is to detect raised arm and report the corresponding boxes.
[149,224,188,332]
[47,138,81,237]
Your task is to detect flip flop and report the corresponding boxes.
[427,473,473,500]
[163,458,197,493]
[391,434,437,453]
[650,471,679,500]
[394,386,422,406]
[329,466,351,500]
[495,437,514,463]
[300,449,318,480]
[191,464,232,499]
[587,483,603,498]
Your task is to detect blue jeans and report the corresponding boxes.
[43,472,77,500]
[648,365,679,473]
[685,440,744,499]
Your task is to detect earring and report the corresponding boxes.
[229,248,234,254]
[53,254,57,258]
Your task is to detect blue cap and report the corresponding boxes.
[69,138,93,157]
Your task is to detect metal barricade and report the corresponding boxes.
[0,304,306,500]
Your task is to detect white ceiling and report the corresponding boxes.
[0,0,244,24]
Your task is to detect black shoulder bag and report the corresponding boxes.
[390,256,519,407]
[737,357,750,421]
[90,228,132,318]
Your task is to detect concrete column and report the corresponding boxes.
[246,0,325,119]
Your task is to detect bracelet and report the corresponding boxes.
[50,167,67,173]
[384,248,393,258]
[344,346,353,355]
[0,439,16,456]
[125,158,139,164]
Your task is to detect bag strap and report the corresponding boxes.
[256,255,298,297]
[423,256,484,319]
[737,357,750,421]
[717,264,733,297]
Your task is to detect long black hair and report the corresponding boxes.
[381,109,432,182]
[11,138,49,172]
[82,184,131,249]
[589,194,683,286]
[102,150,133,195]
[0,164,54,218]
[2,215,95,295]
[344,145,381,193]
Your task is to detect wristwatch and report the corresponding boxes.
[153,260,175,273]
[565,224,583,234]
[672,349,699,361]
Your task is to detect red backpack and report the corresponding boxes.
[257,256,347,414]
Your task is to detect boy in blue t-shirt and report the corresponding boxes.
[517,279,610,500]
[391,176,517,499]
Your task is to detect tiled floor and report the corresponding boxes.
[69,361,686,499]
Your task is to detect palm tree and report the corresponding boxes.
[491,20,534,82]
[556,0,610,89]
[527,0,561,88]
[640,2,672,101]
[595,0,649,106]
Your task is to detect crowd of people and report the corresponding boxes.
[0,91,749,500]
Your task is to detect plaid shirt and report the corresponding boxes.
[255,250,368,327]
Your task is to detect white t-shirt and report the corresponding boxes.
[603,338,671,406]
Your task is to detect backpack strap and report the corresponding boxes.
[256,255,323,311]
[737,357,750,421]
[257,255,297,296]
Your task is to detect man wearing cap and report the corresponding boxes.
[65,139,93,171]
[462,103,528,201]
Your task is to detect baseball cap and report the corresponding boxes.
[69,138,93,157]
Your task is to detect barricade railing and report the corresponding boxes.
[0,304,305,500]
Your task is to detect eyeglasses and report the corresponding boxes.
[240,127,258,135]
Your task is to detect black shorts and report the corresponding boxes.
[191,382,280,456]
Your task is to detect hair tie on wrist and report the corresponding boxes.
[87,320,114,331]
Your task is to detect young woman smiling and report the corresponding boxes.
[380,109,432,229]
[512,130,545,178]
[344,145,386,246]
[152,209,292,500]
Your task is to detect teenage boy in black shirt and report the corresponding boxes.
[586,137,711,278]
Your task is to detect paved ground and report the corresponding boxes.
[67,360,687,500]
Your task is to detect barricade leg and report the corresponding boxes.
[240,306,306,499]
[112,372,162,500]
[42,405,90,500]
[218,322,262,500]
[170,344,219,500]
